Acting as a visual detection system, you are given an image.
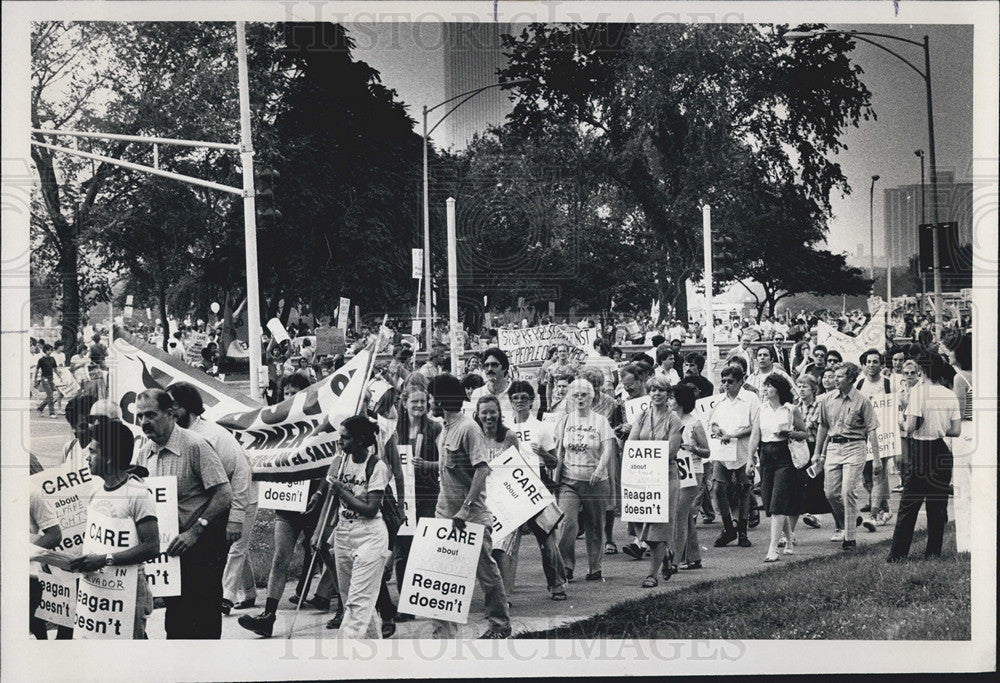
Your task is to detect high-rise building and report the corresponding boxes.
[442,23,513,150]
[883,170,973,267]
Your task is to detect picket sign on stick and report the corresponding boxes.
[484,446,555,543]
[396,444,418,536]
[398,519,484,624]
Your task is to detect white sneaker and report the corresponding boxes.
[878,512,894,526]
[777,535,787,548]
[830,529,845,542]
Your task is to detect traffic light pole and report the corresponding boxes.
[236,22,263,402]
[702,205,715,373]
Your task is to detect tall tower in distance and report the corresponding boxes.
[442,23,514,150]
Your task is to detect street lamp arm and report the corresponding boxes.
[848,34,927,81]
[427,90,491,138]
[425,79,530,116]
[840,30,925,49]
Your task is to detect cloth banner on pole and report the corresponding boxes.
[218,349,371,481]
[397,519,484,624]
[142,476,181,598]
[484,446,555,543]
[76,510,138,639]
[815,306,887,361]
[621,441,671,523]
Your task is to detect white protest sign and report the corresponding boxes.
[396,445,418,536]
[676,451,698,488]
[866,394,902,461]
[816,307,886,362]
[624,396,652,425]
[460,401,476,418]
[315,326,347,357]
[35,567,78,629]
[337,297,351,332]
[143,476,181,598]
[398,519,484,624]
[620,441,671,523]
[485,447,555,543]
[31,465,99,557]
[496,324,593,367]
[412,248,424,279]
[77,510,138,639]
[259,480,310,512]
[510,419,551,475]
[706,436,738,462]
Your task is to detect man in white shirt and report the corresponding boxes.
[726,337,755,376]
[888,354,961,561]
[855,349,894,529]
[708,365,760,548]
[746,346,793,394]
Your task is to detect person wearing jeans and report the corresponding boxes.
[812,363,882,550]
[427,374,511,639]
[554,379,615,582]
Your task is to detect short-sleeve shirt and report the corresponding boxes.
[759,402,794,443]
[905,382,960,441]
[188,417,256,522]
[337,456,390,522]
[709,391,761,470]
[133,425,229,529]
[30,487,60,537]
[36,355,57,379]
[679,412,706,474]
[436,415,491,522]
[560,410,615,481]
[817,388,879,441]
[631,407,683,463]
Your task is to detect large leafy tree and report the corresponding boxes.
[258,23,424,323]
[498,23,876,321]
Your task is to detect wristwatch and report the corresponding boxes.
[105,553,114,566]
[197,517,209,530]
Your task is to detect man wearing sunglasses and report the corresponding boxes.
[469,348,516,417]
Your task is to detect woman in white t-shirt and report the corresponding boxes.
[888,353,961,562]
[327,416,392,639]
[69,421,160,639]
[671,383,710,571]
[553,379,615,582]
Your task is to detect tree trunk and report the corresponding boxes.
[155,245,170,352]
[671,279,688,325]
[58,239,81,365]
[279,297,294,327]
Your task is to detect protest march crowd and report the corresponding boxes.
[28,300,973,641]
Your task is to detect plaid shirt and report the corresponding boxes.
[796,397,820,442]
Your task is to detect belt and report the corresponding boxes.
[829,436,863,444]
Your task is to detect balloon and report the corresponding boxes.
[210,301,220,314]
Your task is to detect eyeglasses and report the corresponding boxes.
[509,394,532,402]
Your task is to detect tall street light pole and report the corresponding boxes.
[870,174,880,285]
[784,29,943,340]
[915,149,927,309]
[420,79,529,355]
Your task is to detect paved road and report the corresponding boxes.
[28,410,937,640]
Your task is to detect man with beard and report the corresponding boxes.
[682,352,714,400]
[131,388,233,638]
[165,382,255,612]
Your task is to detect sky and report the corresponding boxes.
[347,21,974,265]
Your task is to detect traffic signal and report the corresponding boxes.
[712,233,736,281]
[918,222,966,273]
[256,167,282,228]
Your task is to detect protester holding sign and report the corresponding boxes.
[426,374,511,639]
[29,487,63,639]
[69,420,161,638]
[708,366,761,549]
[626,375,683,587]
[855,349,894,529]
[671,383,710,571]
[392,383,442,607]
[132,389,232,639]
[474,395,522,597]
[749,375,808,563]
[794,374,831,532]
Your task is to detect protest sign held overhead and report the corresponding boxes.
[497,324,597,367]
[621,441,671,523]
[398,519,484,624]
[816,306,887,362]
